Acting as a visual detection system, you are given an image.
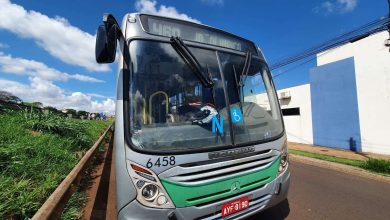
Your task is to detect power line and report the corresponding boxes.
[270,16,390,71]
[272,47,335,79]
[271,17,389,69]
[272,56,316,79]
[271,25,388,79]
[271,18,389,70]
[287,18,386,59]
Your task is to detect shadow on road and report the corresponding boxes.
[247,199,290,220]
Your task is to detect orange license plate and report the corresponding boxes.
[221,196,250,217]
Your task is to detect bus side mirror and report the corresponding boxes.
[95,22,117,63]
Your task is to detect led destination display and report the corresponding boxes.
[140,15,257,53]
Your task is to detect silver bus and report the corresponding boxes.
[95,13,290,220]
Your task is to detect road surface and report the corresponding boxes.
[86,141,390,220]
[250,161,390,220]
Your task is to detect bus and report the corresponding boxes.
[95,13,290,220]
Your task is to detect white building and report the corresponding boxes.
[277,84,313,145]
[273,31,390,155]
[246,84,313,145]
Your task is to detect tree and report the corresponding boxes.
[43,106,58,111]
[43,106,61,114]
[0,91,22,103]
[64,109,77,117]
[32,102,43,108]
[77,110,89,119]
[77,110,89,117]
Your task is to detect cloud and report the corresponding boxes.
[87,93,115,99]
[0,77,115,114]
[0,0,109,72]
[0,52,103,83]
[0,42,9,48]
[201,0,224,6]
[70,74,104,83]
[338,0,358,12]
[135,0,200,23]
[314,0,358,15]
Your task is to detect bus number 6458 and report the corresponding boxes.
[146,156,176,168]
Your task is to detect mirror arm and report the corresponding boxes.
[101,13,132,66]
[102,13,125,42]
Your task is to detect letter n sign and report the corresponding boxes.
[212,115,224,134]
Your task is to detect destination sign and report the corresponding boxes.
[140,15,257,53]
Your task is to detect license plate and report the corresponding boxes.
[221,196,250,217]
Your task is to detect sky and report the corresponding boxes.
[0,0,388,114]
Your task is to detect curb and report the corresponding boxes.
[289,154,390,184]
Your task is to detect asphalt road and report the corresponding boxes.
[250,161,390,220]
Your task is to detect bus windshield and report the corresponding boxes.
[128,40,283,152]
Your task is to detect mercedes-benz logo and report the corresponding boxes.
[231,181,240,192]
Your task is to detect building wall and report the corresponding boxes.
[246,84,313,145]
[278,84,313,144]
[317,31,390,155]
[310,57,361,151]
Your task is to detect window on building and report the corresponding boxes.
[282,107,300,116]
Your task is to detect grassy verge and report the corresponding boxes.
[289,149,390,176]
[61,132,110,220]
[0,111,111,219]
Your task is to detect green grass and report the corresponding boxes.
[61,136,109,220]
[289,149,390,175]
[361,158,390,174]
[60,191,87,220]
[289,149,365,167]
[0,111,111,219]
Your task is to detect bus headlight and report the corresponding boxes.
[127,162,175,209]
[278,141,288,175]
[141,184,158,200]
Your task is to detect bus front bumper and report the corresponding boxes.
[118,165,290,220]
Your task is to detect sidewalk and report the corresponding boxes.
[288,142,390,161]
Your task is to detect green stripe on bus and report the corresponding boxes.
[161,157,280,208]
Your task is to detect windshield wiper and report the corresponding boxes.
[239,51,252,93]
[233,64,243,111]
[233,51,252,106]
[170,37,214,88]
[206,64,218,112]
[233,52,252,142]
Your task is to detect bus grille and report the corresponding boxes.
[159,149,279,186]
